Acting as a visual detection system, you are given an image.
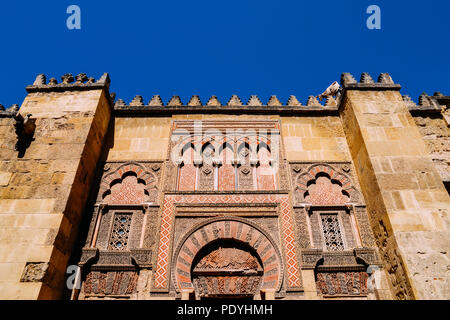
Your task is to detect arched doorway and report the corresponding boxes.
[191,239,263,299]
[172,218,283,300]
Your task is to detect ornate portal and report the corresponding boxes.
[192,241,263,299]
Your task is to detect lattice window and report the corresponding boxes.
[320,214,344,251]
[108,213,132,251]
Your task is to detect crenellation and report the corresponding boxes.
[130,95,144,106]
[403,95,417,109]
[341,72,401,91]
[61,73,74,84]
[26,73,111,93]
[377,73,394,84]
[227,94,243,106]
[33,74,46,86]
[111,94,342,111]
[267,95,282,106]
[48,78,58,85]
[325,96,337,107]
[0,104,19,118]
[75,73,88,84]
[115,98,126,107]
[306,96,321,106]
[286,95,302,106]
[149,95,164,106]
[167,95,183,106]
[341,72,357,86]
[360,72,375,84]
[187,95,202,107]
[206,95,222,106]
[247,95,263,106]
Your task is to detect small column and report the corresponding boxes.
[91,204,106,248]
[339,72,450,299]
[212,158,222,191]
[260,288,276,300]
[250,158,259,190]
[181,288,195,300]
[367,265,392,300]
[301,269,319,300]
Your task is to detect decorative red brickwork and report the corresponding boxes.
[218,145,235,190]
[100,162,158,204]
[297,164,352,205]
[101,163,155,192]
[219,164,235,190]
[171,121,280,192]
[104,175,147,204]
[153,193,301,291]
[257,146,275,190]
[178,147,196,191]
[173,219,282,293]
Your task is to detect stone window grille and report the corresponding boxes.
[108,213,132,251]
[320,213,345,251]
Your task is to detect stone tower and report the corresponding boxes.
[0,72,448,300]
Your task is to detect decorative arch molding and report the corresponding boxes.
[99,162,159,204]
[167,120,285,192]
[174,134,274,157]
[171,217,284,294]
[291,163,361,205]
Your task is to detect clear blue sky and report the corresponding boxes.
[0,0,449,107]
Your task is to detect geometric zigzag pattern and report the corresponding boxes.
[153,193,301,290]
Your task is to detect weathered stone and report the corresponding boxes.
[340,87,450,300]
[20,262,49,282]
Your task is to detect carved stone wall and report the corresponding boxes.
[153,193,301,295]
[0,73,112,299]
[316,271,368,297]
[289,161,381,298]
[3,72,448,300]
[290,162,361,206]
[98,161,162,204]
[76,161,162,299]
[412,114,450,183]
[340,79,450,300]
[192,242,263,298]
[82,270,139,298]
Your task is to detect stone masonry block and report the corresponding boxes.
[0,172,12,186]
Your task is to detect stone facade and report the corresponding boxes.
[0,72,448,300]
